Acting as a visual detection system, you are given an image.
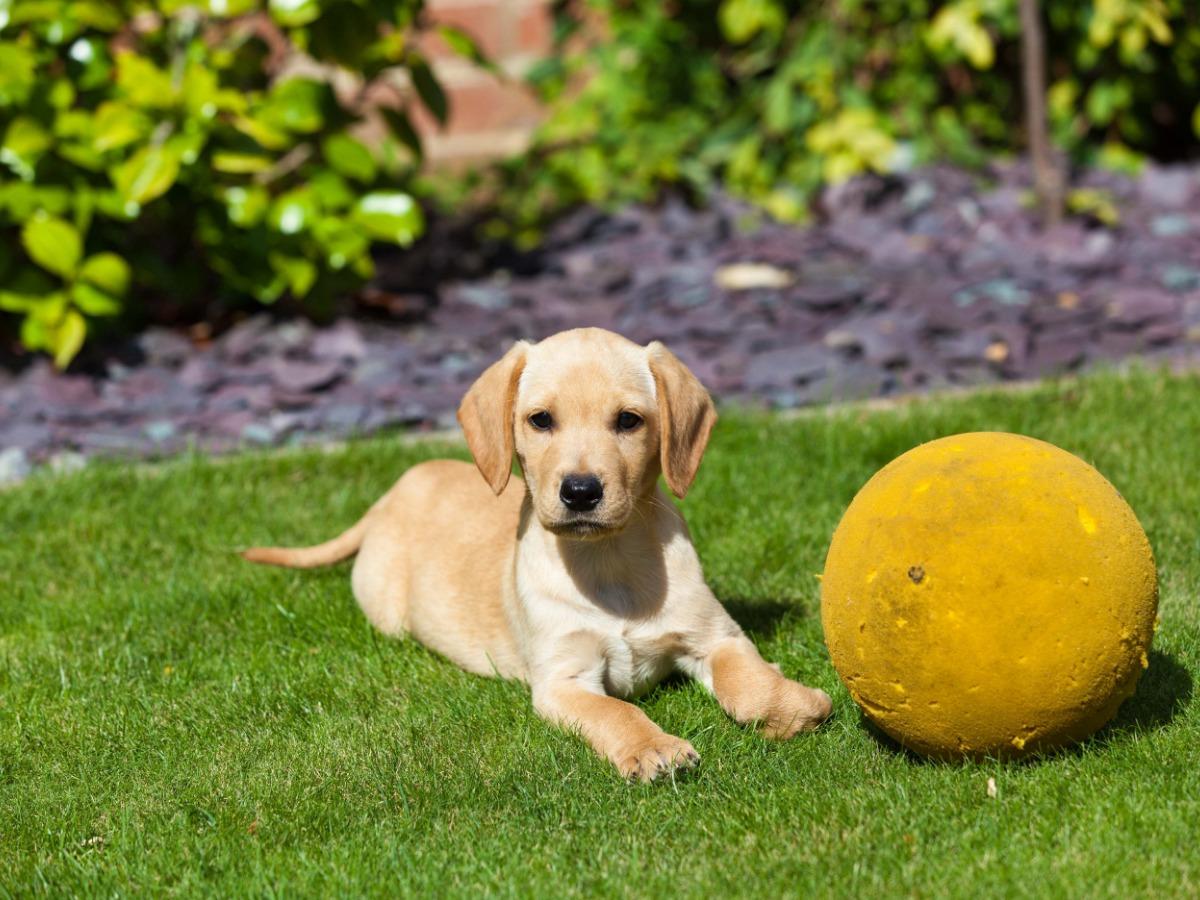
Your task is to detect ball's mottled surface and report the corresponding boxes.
[821,432,1158,759]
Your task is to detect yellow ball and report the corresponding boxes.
[821,432,1157,759]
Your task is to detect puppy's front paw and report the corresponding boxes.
[617,734,699,783]
[761,683,833,740]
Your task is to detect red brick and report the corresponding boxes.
[515,0,553,56]
[423,1,510,61]
[400,0,555,163]
[424,129,534,166]
[409,75,543,137]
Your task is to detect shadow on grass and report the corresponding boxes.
[859,648,1193,766]
[634,598,820,703]
[1106,648,1194,733]
[723,598,809,640]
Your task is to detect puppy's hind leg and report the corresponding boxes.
[349,527,411,638]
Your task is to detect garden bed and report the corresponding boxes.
[2,161,1199,482]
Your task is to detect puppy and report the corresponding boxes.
[243,328,832,781]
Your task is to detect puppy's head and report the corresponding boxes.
[457,328,717,539]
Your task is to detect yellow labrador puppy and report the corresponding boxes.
[243,328,831,781]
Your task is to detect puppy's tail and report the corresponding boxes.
[241,515,370,569]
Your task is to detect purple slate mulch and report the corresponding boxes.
[2,160,1200,482]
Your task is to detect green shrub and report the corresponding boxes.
[487,0,1200,237]
[0,0,482,366]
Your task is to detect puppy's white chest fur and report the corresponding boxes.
[511,488,743,704]
[592,622,677,698]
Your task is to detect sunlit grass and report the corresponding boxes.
[2,367,1197,896]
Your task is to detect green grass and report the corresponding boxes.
[2,368,1198,898]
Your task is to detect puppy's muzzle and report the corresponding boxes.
[559,474,603,511]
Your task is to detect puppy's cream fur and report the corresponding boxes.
[244,328,831,781]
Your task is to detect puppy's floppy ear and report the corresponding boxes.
[457,340,530,494]
[647,341,718,499]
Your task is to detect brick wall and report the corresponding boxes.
[417,0,552,164]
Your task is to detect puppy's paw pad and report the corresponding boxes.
[619,736,699,783]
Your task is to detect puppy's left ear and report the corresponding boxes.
[647,341,718,498]
[457,341,530,494]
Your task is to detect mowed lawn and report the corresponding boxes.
[2,369,1198,897]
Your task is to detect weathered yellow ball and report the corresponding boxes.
[821,432,1157,759]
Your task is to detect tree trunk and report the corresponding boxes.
[1019,0,1062,227]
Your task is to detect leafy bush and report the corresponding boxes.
[0,0,476,365]
[489,0,1200,235]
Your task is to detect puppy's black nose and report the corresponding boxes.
[560,474,603,511]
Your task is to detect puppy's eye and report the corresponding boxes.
[528,411,553,431]
[616,411,643,432]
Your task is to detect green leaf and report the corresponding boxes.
[268,0,320,27]
[232,114,291,151]
[79,252,131,296]
[17,291,79,364]
[68,1,125,31]
[304,2,377,67]
[269,188,318,235]
[111,143,181,206]
[0,291,37,313]
[91,187,138,220]
[20,313,50,352]
[49,78,75,110]
[223,185,270,227]
[3,118,51,156]
[1096,141,1144,175]
[93,102,151,152]
[437,25,498,74]
[0,182,72,219]
[181,63,221,119]
[2,117,53,180]
[253,274,288,305]
[26,289,67,325]
[927,2,995,69]
[1087,82,1118,125]
[763,77,793,135]
[212,151,274,174]
[718,0,785,45]
[52,308,87,368]
[22,215,83,279]
[312,218,369,270]
[71,281,122,316]
[308,171,354,210]
[268,253,318,298]
[262,78,327,134]
[190,0,257,15]
[353,192,424,246]
[0,42,38,105]
[114,52,176,108]
[1067,188,1120,227]
[55,108,93,142]
[957,21,994,69]
[322,133,377,183]
[169,130,206,166]
[1193,104,1200,140]
[410,60,448,125]
[0,266,55,312]
[381,108,423,163]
